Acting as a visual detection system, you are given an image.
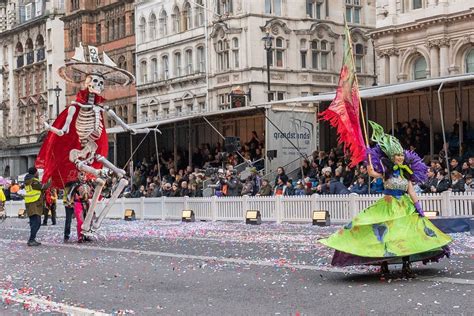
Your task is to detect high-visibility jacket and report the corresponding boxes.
[0,186,5,202]
[24,178,41,204]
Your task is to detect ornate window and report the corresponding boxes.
[217,40,230,71]
[197,46,205,72]
[140,60,147,83]
[161,55,169,79]
[172,7,181,33]
[310,40,329,70]
[345,0,361,24]
[151,58,158,81]
[216,0,233,15]
[117,55,127,71]
[139,17,146,43]
[466,49,474,73]
[265,0,281,15]
[354,43,364,73]
[232,38,239,68]
[174,52,182,77]
[149,14,157,40]
[185,49,193,75]
[195,0,204,27]
[413,56,427,80]
[183,2,192,31]
[159,10,168,36]
[300,39,307,69]
[274,37,285,68]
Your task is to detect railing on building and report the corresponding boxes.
[5,192,474,223]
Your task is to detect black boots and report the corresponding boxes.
[380,261,390,279]
[402,257,416,278]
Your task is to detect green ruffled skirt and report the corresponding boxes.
[320,194,452,266]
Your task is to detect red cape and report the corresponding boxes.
[36,89,108,188]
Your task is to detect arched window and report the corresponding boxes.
[174,52,182,77]
[466,49,474,73]
[354,43,364,73]
[120,16,126,38]
[195,0,204,27]
[139,17,146,42]
[105,21,109,42]
[161,55,169,79]
[216,40,229,71]
[159,10,168,36]
[197,46,205,72]
[413,56,427,80]
[151,58,158,81]
[25,38,34,65]
[149,14,157,40]
[172,7,181,33]
[275,37,284,67]
[140,60,148,83]
[183,2,192,31]
[111,19,115,40]
[184,49,193,75]
[36,35,45,61]
[232,38,239,68]
[118,55,127,71]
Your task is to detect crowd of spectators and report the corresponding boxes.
[2,121,474,199]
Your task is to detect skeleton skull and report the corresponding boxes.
[85,74,105,95]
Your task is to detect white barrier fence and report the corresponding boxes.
[4,192,474,224]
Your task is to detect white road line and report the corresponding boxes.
[0,238,347,274]
[0,227,322,247]
[0,289,109,316]
[421,276,474,285]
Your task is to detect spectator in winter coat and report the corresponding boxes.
[285,180,295,196]
[273,177,287,196]
[294,181,306,196]
[449,171,465,193]
[420,168,438,193]
[318,178,350,195]
[274,167,289,187]
[256,179,272,196]
[430,170,450,193]
[350,176,368,194]
[464,175,474,192]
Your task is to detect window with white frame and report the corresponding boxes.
[311,40,329,70]
[185,49,193,75]
[345,0,361,24]
[149,14,157,40]
[274,37,285,68]
[216,40,230,71]
[218,93,230,108]
[265,0,281,15]
[232,38,239,68]
[413,56,427,80]
[174,52,182,77]
[172,7,181,33]
[183,2,192,31]
[140,60,147,83]
[159,10,168,36]
[216,0,233,15]
[139,17,146,43]
[412,0,422,9]
[161,55,169,80]
[197,46,205,72]
[354,43,364,73]
[466,49,474,73]
[151,58,158,81]
[300,39,307,69]
[195,0,204,27]
[306,0,325,18]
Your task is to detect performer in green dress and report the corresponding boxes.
[320,121,452,278]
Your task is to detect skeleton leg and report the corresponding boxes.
[92,178,128,230]
[96,155,126,178]
[81,177,105,233]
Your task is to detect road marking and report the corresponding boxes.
[0,289,109,316]
[422,276,474,285]
[0,238,347,274]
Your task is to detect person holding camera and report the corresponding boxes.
[220,170,240,196]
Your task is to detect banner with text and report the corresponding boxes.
[266,107,318,175]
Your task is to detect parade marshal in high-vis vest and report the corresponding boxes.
[24,167,51,246]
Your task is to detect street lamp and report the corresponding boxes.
[52,82,62,117]
[262,29,273,102]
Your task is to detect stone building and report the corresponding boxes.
[373,0,474,84]
[134,0,377,145]
[0,0,65,177]
[61,0,137,128]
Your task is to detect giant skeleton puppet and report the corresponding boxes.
[36,44,152,237]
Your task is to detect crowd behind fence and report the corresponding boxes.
[5,192,473,224]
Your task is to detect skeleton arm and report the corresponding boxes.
[105,106,159,134]
[44,106,76,136]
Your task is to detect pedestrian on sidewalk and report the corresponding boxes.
[24,167,51,246]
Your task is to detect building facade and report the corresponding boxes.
[135,0,376,125]
[373,0,474,84]
[0,0,65,177]
[61,0,137,129]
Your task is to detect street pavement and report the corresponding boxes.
[0,218,472,315]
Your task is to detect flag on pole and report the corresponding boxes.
[319,21,366,167]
